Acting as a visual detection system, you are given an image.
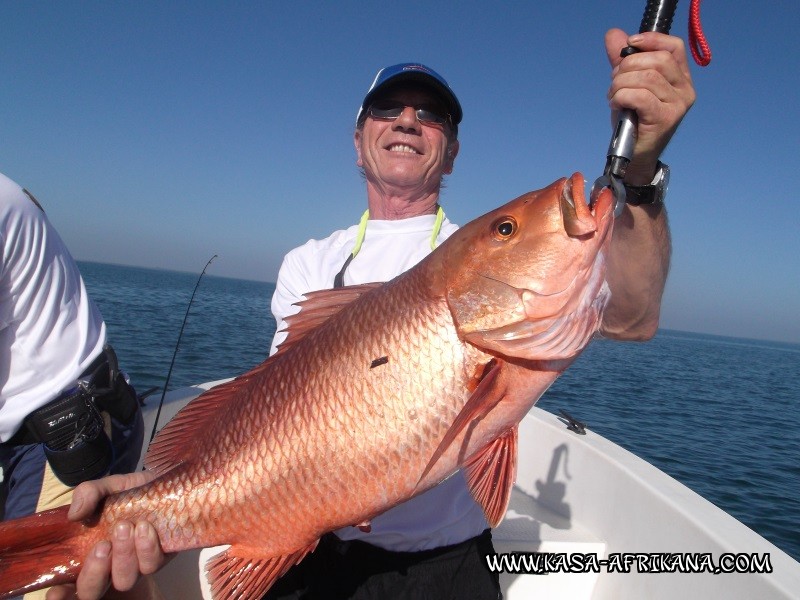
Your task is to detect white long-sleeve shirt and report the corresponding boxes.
[0,172,106,442]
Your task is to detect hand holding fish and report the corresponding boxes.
[45,473,168,600]
[604,29,696,185]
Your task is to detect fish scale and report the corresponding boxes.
[0,173,614,599]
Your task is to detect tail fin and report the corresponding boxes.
[0,506,90,599]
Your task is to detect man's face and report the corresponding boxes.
[354,86,459,196]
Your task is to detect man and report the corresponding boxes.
[48,28,695,599]
[0,172,145,599]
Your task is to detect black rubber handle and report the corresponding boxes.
[640,0,678,33]
[621,0,679,57]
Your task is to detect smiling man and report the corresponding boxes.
[267,64,463,322]
[52,29,697,599]
[353,66,459,220]
[264,65,497,597]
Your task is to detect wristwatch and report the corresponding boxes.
[624,161,670,206]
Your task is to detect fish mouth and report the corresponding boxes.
[559,173,614,239]
[517,173,613,299]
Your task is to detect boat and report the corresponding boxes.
[138,381,800,599]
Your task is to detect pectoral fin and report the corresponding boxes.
[416,360,504,487]
[463,427,518,527]
[205,541,318,600]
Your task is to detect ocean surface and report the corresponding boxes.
[79,261,800,563]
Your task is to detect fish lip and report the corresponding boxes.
[562,175,576,208]
[582,172,614,229]
[592,186,615,241]
[566,172,615,244]
[556,173,605,238]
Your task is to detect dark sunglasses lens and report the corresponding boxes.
[369,101,404,119]
[416,108,447,125]
[368,101,449,125]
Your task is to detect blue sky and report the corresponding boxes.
[2,2,798,344]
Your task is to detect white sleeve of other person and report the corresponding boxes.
[0,172,106,442]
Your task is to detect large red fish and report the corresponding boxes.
[0,173,614,599]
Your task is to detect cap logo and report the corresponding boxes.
[402,65,431,74]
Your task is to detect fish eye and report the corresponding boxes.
[492,217,517,240]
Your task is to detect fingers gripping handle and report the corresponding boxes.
[610,0,679,169]
[593,0,678,214]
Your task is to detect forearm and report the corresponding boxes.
[600,201,670,340]
[596,28,692,340]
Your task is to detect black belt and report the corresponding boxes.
[3,351,112,447]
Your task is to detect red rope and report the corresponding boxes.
[689,0,712,66]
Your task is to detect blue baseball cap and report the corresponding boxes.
[357,63,462,126]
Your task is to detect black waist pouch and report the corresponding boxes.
[93,372,139,424]
[22,346,141,486]
[86,346,140,424]
[25,389,113,487]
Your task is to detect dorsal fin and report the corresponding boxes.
[274,284,382,355]
[143,361,272,475]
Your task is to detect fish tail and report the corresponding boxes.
[0,506,90,599]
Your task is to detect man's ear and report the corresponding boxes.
[354,129,364,167]
[443,140,460,174]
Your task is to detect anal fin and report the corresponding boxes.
[463,426,518,528]
[205,540,318,600]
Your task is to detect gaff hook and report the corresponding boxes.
[590,173,627,217]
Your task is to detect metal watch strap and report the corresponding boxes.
[624,161,670,206]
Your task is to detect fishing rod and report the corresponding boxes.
[146,254,218,447]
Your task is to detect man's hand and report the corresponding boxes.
[605,29,696,184]
[45,472,170,600]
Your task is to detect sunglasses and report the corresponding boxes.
[367,100,451,126]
